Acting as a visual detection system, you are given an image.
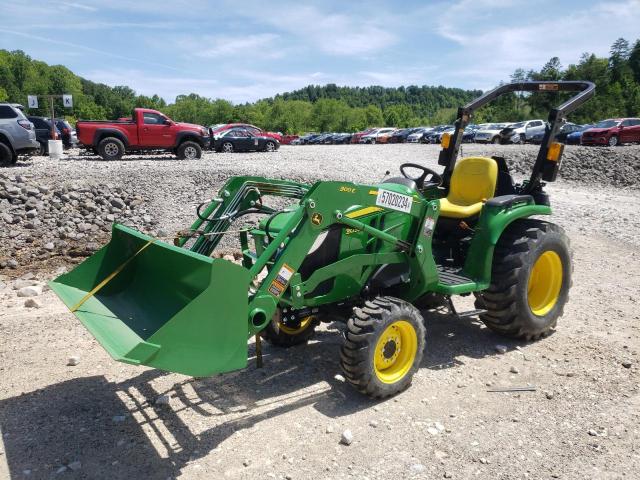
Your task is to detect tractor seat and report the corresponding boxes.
[439,157,498,219]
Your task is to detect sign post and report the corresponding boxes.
[26,94,73,140]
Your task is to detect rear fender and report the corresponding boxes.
[93,128,129,147]
[463,201,552,285]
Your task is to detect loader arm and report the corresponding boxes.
[245,180,431,335]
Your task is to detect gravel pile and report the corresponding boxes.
[461,144,640,188]
[0,172,157,269]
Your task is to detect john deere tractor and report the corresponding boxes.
[51,81,594,398]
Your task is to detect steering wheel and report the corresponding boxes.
[400,163,443,189]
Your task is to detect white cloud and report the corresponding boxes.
[82,69,220,100]
[59,2,97,11]
[0,28,181,72]
[233,3,398,56]
[22,21,176,31]
[178,33,282,58]
[433,0,640,89]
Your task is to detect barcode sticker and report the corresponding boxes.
[376,189,413,213]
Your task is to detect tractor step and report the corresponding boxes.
[445,296,487,319]
[436,265,473,286]
[456,308,487,318]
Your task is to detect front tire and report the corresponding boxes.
[176,141,202,160]
[262,309,319,347]
[608,135,619,147]
[222,141,234,153]
[97,137,125,160]
[264,141,276,152]
[341,296,425,398]
[474,220,572,340]
[492,136,501,144]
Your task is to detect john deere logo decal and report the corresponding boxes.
[311,213,323,225]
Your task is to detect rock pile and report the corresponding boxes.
[0,173,156,269]
[483,145,640,188]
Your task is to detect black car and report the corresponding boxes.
[27,116,62,154]
[462,124,480,142]
[529,123,583,144]
[423,125,453,144]
[308,133,332,144]
[389,128,420,143]
[332,133,353,144]
[214,128,279,153]
[54,119,77,148]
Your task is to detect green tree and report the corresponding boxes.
[629,40,640,83]
[363,105,384,127]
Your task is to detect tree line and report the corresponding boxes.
[1,37,639,133]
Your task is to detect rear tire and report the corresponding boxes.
[474,219,572,340]
[264,141,276,152]
[340,296,425,398]
[222,142,234,153]
[176,141,202,160]
[38,141,47,155]
[492,136,501,144]
[0,142,14,167]
[98,137,125,160]
[262,309,319,347]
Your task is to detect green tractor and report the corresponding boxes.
[50,81,594,398]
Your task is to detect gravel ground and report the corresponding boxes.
[0,144,639,479]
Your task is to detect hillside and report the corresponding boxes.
[1,37,639,133]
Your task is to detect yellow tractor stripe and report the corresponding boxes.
[346,206,384,219]
[70,239,156,313]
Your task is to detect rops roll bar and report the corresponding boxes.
[438,81,595,193]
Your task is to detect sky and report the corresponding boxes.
[1,0,639,104]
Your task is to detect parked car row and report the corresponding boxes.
[4,100,639,166]
[290,117,640,147]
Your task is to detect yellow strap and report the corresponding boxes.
[70,239,155,313]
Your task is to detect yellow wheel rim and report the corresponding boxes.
[374,320,418,384]
[527,251,563,316]
[278,315,314,335]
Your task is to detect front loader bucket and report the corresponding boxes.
[49,224,252,377]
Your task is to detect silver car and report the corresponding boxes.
[0,103,40,166]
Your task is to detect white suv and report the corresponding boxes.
[473,123,511,143]
[359,128,396,144]
[501,119,546,143]
[0,103,40,166]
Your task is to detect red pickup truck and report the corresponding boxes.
[76,108,210,160]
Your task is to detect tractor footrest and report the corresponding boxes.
[456,308,487,318]
[436,265,473,286]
